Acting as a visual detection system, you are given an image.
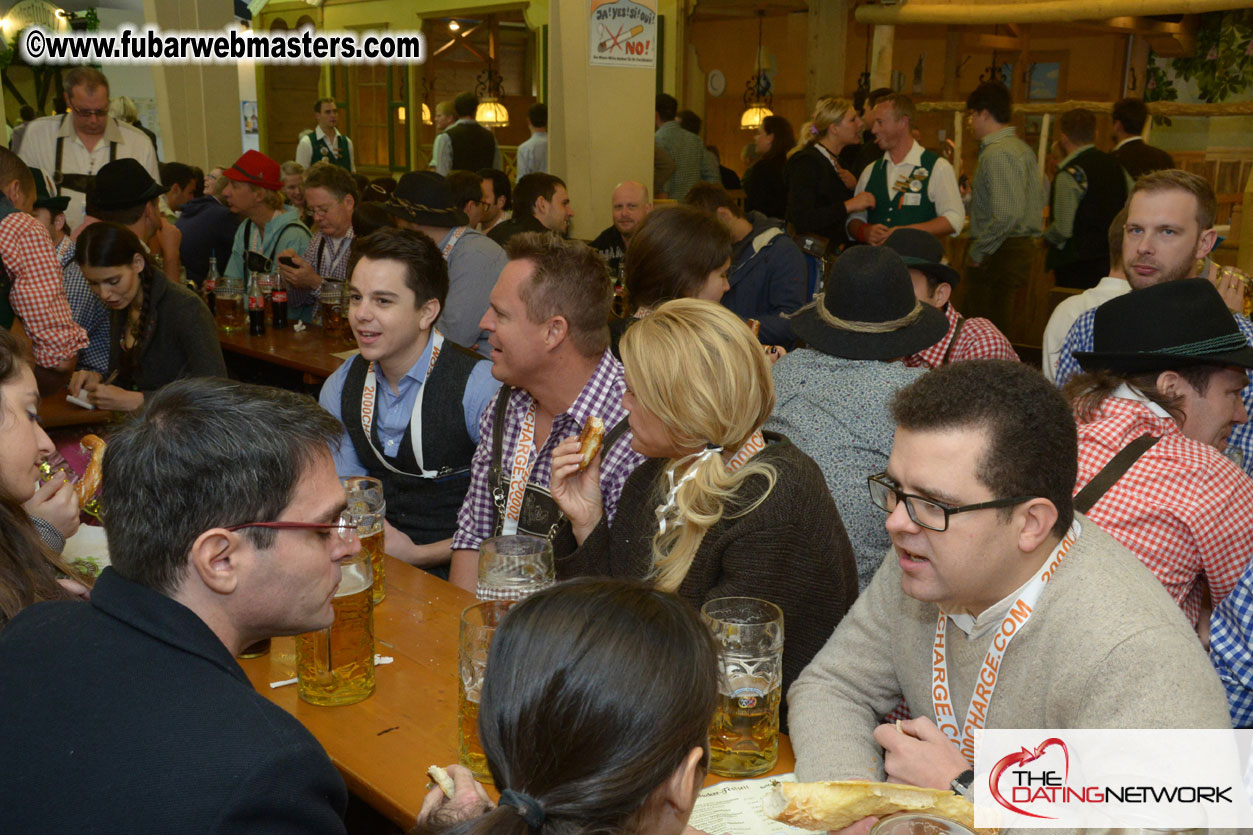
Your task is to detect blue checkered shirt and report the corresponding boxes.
[1054,306,1253,479]
[57,237,110,374]
[1212,562,1253,727]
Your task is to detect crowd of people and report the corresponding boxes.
[2,62,1253,835]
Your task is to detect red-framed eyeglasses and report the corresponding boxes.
[225,510,358,543]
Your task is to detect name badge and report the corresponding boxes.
[902,193,922,207]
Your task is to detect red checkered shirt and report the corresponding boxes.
[904,303,1019,369]
[1075,394,1253,626]
[1,211,86,366]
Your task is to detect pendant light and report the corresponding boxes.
[740,11,773,130]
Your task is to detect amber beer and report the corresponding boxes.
[710,675,781,777]
[458,601,511,781]
[701,597,784,778]
[215,292,245,332]
[360,525,385,605]
[296,558,375,706]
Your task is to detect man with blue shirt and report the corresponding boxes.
[319,228,499,579]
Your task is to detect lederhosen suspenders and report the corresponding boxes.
[940,316,967,366]
[54,114,118,196]
[1073,434,1160,515]
[486,385,630,542]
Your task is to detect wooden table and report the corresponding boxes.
[218,323,354,381]
[39,389,117,429]
[239,558,795,829]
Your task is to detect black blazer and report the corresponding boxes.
[1112,138,1174,180]
[109,268,227,395]
[743,157,788,221]
[785,145,855,248]
[0,568,349,833]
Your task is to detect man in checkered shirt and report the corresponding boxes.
[0,149,87,382]
[1055,169,1253,480]
[883,229,1019,369]
[448,233,647,591]
[1067,278,1253,640]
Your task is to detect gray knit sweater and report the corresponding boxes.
[788,516,1231,833]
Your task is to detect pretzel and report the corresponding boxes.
[578,416,605,471]
[75,434,107,507]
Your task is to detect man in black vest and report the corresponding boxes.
[1111,97,1174,180]
[1044,109,1133,290]
[431,92,502,176]
[318,228,500,579]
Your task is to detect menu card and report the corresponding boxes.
[689,773,809,835]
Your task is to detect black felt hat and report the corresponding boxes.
[1075,278,1253,374]
[381,171,468,228]
[787,245,948,361]
[883,228,961,288]
[86,158,166,212]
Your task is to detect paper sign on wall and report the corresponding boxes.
[590,0,657,68]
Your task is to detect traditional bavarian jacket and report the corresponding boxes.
[848,140,964,234]
[295,126,356,172]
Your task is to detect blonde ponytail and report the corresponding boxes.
[789,96,855,158]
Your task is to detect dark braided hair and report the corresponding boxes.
[74,222,158,386]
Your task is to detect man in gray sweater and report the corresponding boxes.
[789,360,1232,835]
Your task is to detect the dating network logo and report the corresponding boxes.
[989,737,1070,820]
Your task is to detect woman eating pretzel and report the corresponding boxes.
[550,299,858,711]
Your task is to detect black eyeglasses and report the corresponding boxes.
[71,106,109,119]
[225,510,358,543]
[867,473,1039,532]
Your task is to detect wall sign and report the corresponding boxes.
[590,0,657,69]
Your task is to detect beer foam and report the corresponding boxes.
[336,562,373,597]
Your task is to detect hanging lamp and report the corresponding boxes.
[740,11,773,130]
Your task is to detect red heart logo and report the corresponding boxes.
[989,737,1070,820]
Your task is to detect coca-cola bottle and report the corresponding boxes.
[271,278,288,330]
[203,255,218,316]
[247,270,266,336]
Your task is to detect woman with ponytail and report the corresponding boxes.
[550,299,857,711]
[785,96,876,248]
[68,222,225,411]
[0,329,92,630]
[416,578,719,835]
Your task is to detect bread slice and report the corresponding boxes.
[762,780,995,833]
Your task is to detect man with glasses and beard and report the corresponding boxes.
[0,378,355,832]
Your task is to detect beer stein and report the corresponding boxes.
[320,282,345,336]
[458,600,512,781]
[702,596,784,778]
[215,274,246,333]
[344,476,386,604]
[476,535,555,602]
[869,814,975,835]
[295,546,374,706]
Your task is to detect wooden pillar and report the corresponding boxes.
[870,25,894,91]
[143,0,242,169]
[941,29,962,101]
[549,0,655,237]
[806,0,849,115]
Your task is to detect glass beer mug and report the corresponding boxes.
[458,600,512,781]
[476,535,555,602]
[344,476,386,604]
[702,596,785,778]
[295,545,375,706]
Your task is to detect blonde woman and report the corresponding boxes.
[785,96,876,248]
[550,299,858,713]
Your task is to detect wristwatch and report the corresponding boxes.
[951,768,974,798]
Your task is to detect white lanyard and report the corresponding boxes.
[318,234,350,277]
[442,226,469,258]
[655,431,767,535]
[931,523,1079,766]
[359,331,444,478]
[500,401,540,536]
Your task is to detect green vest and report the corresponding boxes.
[866,148,941,227]
[308,131,352,171]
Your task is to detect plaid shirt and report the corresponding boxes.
[903,303,1019,369]
[1,211,86,367]
[1076,394,1253,626]
[451,349,647,552]
[292,229,354,309]
[1057,306,1253,478]
[1212,562,1253,726]
[56,236,110,374]
[967,127,1045,263]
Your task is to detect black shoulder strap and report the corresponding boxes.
[602,417,630,458]
[940,316,967,366]
[53,115,66,189]
[243,219,253,251]
[1073,434,1159,515]
[487,385,515,522]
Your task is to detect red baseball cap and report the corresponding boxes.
[224,149,282,193]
